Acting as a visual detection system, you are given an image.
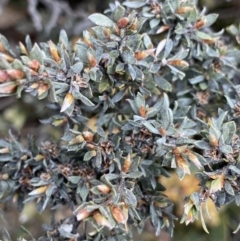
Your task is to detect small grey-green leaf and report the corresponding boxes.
[124,189,137,207]
[113,5,126,21]
[30,43,43,63]
[219,145,233,154]
[154,75,172,92]
[88,13,114,27]
[224,181,235,195]
[123,1,146,8]
[123,171,143,179]
[143,121,159,134]
[205,14,218,28]
[194,140,212,150]
[68,176,81,184]
[83,151,96,161]
[72,89,95,106]
[135,92,145,110]
[229,165,240,175]
[112,89,126,103]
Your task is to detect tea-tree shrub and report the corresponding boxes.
[1,0,240,240]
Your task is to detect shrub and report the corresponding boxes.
[1,0,240,240]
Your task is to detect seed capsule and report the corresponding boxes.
[117,17,129,29]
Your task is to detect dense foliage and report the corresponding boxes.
[1,0,240,240]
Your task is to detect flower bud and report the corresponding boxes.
[122,153,131,173]
[83,131,94,142]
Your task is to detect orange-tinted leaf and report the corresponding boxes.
[176,156,191,175]
[194,19,206,29]
[210,174,225,193]
[0,70,10,83]
[82,131,94,142]
[19,42,28,55]
[49,40,60,62]
[76,208,92,221]
[29,59,40,71]
[0,81,17,94]
[176,6,193,14]
[167,60,189,68]
[0,147,10,154]
[38,84,49,97]
[87,52,97,67]
[135,49,155,60]
[93,211,113,229]
[28,185,48,195]
[60,93,74,112]
[1,53,14,62]
[111,206,128,231]
[129,18,138,30]
[139,105,147,117]
[6,69,24,79]
[185,150,202,169]
[156,25,170,34]
[122,153,131,173]
[69,135,84,145]
[97,184,111,194]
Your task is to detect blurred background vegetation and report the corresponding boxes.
[1,0,240,240]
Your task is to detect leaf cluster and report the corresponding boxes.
[1,0,240,240]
